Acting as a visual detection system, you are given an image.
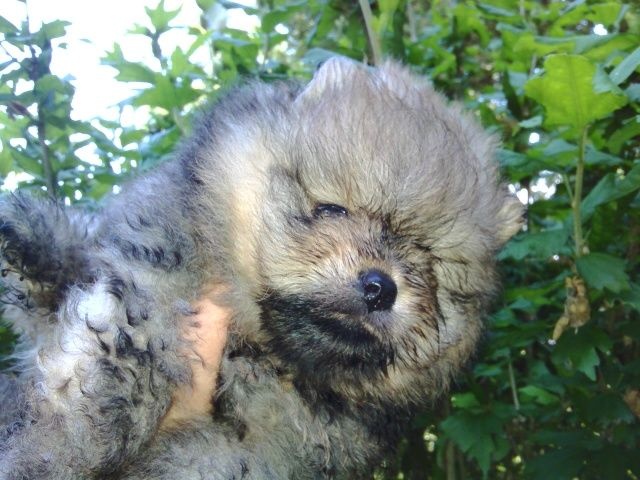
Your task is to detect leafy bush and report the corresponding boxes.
[1,1,638,478]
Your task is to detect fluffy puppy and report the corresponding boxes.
[0,58,522,479]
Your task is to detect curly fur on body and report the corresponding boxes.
[0,59,522,479]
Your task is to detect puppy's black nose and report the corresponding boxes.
[361,270,397,312]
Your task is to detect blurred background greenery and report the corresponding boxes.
[1,0,639,478]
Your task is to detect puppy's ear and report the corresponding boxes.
[496,194,525,246]
[297,57,363,100]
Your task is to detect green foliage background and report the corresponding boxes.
[1,0,639,478]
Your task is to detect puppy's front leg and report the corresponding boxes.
[0,269,194,479]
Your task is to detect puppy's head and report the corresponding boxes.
[196,59,522,406]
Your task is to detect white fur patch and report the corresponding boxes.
[75,283,119,330]
[36,283,120,400]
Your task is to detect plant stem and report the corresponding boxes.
[573,126,588,258]
[446,440,456,480]
[562,172,574,205]
[406,1,417,43]
[358,0,382,66]
[508,358,520,411]
[37,115,57,199]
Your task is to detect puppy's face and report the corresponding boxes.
[215,59,522,404]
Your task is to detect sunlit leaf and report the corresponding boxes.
[525,54,628,131]
[589,3,624,25]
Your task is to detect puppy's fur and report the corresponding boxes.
[0,59,522,479]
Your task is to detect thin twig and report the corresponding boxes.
[562,172,574,205]
[572,126,588,258]
[358,0,382,66]
[36,117,57,198]
[406,1,417,43]
[23,0,57,198]
[508,358,520,411]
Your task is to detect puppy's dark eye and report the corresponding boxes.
[313,203,348,218]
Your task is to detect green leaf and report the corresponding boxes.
[196,0,216,11]
[538,138,577,166]
[519,116,542,128]
[552,325,612,381]
[524,54,628,131]
[497,149,547,180]
[0,146,13,175]
[584,147,623,166]
[131,76,200,110]
[261,4,305,33]
[526,448,586,480]
[103,44,157,83]
[40,20,71,40]
[582,163,640,220]
[593,65,625,95]
[441,412,505,477]
[499,228,570,261]
[11,148,43,177]
[379,0,400,14]
[145,0,181,33]
[453,4,490,45]
[185,30,213,58]
[477,3,516,18]
[34,74,70,95]
[218,1,258,14]
[451,392,481,409]
[608,115,640,153]
[609,46,640,85]
[113,62,157,84]
[0,92,16,104]
[519,385,559,405]
[170,48,190,77]
[529,429,599,449]
[576,253,629,293]
[0,15,18,34]
[579,393,635,425]
[590,446,639,480]
[588,3,624,25]
[574,33,624,56]
[626,83,640,102]
[619,283,640,312]
[513,33,575,57]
